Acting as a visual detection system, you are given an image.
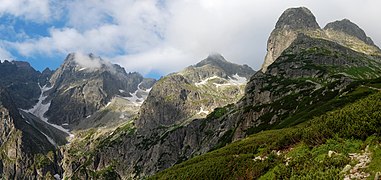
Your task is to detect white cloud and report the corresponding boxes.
[0,0,52,22]
[4,0,381,75]
[0,46,12,62]
[73,52,102,70]
[112,46,193,75]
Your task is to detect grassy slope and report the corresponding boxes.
[151,87,381,179]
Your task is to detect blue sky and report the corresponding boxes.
[0,13,66,71]
[0,0,380,79]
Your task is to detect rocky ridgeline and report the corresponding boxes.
[0,87,62,179]
[262,7,381,72]
[324,19,375,46]
[136,54,254,131]
[262,7,321,72]
[1,6,381,180]
[60,54,255,178]
[0,53,156,179]
[56,7,381,179]
[46,53,156,127]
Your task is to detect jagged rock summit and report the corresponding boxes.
[63,54,255,178]
[44,52,156,128]
[136,54,255,130]
[262,7,321,72]
[262,7,381,73]
[324,19,375,46]
[274,7,320,30]
[194,53,254,79]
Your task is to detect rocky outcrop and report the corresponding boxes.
[60,9,381,178]
[261,7,321,72]
[324,19,381,56]
[46,53,156,127]
[61,54,255,179]
[39,68,54,86]
[193,54,254,79]
[0,61,64,179]
[262,7,381,73]
[0,53,157,179]
[324,19,375,46]
[3,6,381,179]
[0,88,62,179]
[234,33,381,139]
[136,54,254,131]
[0,60,43,109]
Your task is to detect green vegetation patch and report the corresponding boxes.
[151,91,381,179]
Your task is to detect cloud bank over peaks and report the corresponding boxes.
[0,0,380,77]
[0,0,52,22]
[72,52,103,70]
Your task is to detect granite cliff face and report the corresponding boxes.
[0,61,49,109]
[0,88,62,179]
[152,7,381,179]
[46,53,155,128]
[234,33,381,139]
[61,54,255,179]
[262,7,321,72]
[262,7,381,73]
[324,19,381,55]
[2,6,381,180]
[324,19,375,46]
[0,53,156,179]
[136,54,254,131]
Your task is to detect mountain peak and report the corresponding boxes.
[195,53,228,67]
[186,54,255,80]
[63,52,105,69]
[324,19,375,46]
[207,53,226,61]
[275,7,320,30]
[262,7,321,73]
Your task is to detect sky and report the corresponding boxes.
[0,0,380,79]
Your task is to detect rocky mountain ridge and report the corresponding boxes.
[0,53,156,179]
[152,7,381,179]
[46,53,156,128]
[60,54,255,179]
[1,6,381,180]
[324,19,375,46]
[261,7,381,72]
[136,54,254,131]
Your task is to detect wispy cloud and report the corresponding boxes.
[0,0,52,22]
[0,45,12,62]
[1,0,381,75]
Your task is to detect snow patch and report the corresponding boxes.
[54,174,61,180]
[197,107,209,115]
[105,101,112,107]
[41,131,57,147]
[123,82,151,106]
[195,76,219,86]
[24,84,74,138]
[63,85,76,93]
[213,74,248,88]
[119,89,125,93]
[229,74,247,84]
[25,84,52,122]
